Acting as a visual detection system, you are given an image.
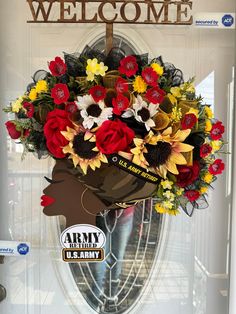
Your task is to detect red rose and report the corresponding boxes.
[210,121,225,140]
[200,143,212,158]
[118,56,138,77]
[65,102,78,114]
[23,102,34,118]
[177,161,200,188]
[184,190,200,202]
[142,67,158,87]
[5,121,21,139]
[112,93,129,115]
[51,83,70,105]
[24,129,30,138]
[181,113,197,130]
[115,77,129,93]
[145,87,165,104]
[44,109,73,158]
[96,120,135,154]
[209,159,225,175]
[89,85,106,102]
[48,56,67,76]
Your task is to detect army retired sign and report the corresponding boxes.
[60,224,106,262]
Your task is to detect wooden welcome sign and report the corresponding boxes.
[27,0,193,24]
[26,0,193,54]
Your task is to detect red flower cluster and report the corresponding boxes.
[89,85,106,102]
[112,94,129,116]
[184,190,200,202]
[96,119,135,154]
[118,56,138,77]
[177,161,200,188]
[210,121,224,140]
[51,83,70,105]
[181,113,197,130]
[5,121,21,139]
[44,109,73,158]
[65,102,78,114]
[115,77,129,93]
[200,143,212,158]
[23,102,34,118]
[142,67,158,87]
[49,56,67,77]
[177,160,200,188]
[209,159,225,175]
[145,87,165,104]
[4,52,227,218]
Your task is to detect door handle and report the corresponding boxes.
[0,284,6,302]
[0,256,6,302]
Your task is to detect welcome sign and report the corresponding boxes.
[27,0,193,25]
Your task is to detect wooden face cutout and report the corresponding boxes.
[42,159,156,227]
[42,159,107,227]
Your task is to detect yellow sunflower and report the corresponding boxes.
[130,131,157,169]
[61,127,108,175]
[131,127,193,179]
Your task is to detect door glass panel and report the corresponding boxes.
[58,36,164,313]
[0,1,235,314]
[67,200,163,313]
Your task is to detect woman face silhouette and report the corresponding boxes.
[42,159,107,227]
[41,159,156,227]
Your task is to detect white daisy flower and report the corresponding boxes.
[122,95,158,131]
[76,95,113,129]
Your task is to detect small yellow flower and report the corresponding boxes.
[163,200,173,209]
[155,203,169,214]
[203,172,213,184]
[86,58,99,74]
[96,62,108,77]
[168,94,177,105]
[151,63,164,76]
[29,88,37,101]
[87,72,95,81]
[176,187,184,196]
[12,96,24,113]
[155,203,179,216]
[171,105,182,122]
[170,87,181,98]
[205,106,214,119]
[36,80,48,93]
[168,208,180,216]
[163,191,175,202]
[211,140,222,152]
[205,119,212,132]
[133,76,147,93]
[161,180,173,190]
[86,58,108,81]
[200,186,208,194]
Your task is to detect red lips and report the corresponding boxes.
[41,195,55,207]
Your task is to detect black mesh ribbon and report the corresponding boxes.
[179,194,209,217]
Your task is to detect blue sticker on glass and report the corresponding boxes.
[17,243,29,255]
[222,14,234,27]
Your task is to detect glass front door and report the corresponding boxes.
[0,1,235,313]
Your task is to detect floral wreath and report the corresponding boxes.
[4,47,226,217]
